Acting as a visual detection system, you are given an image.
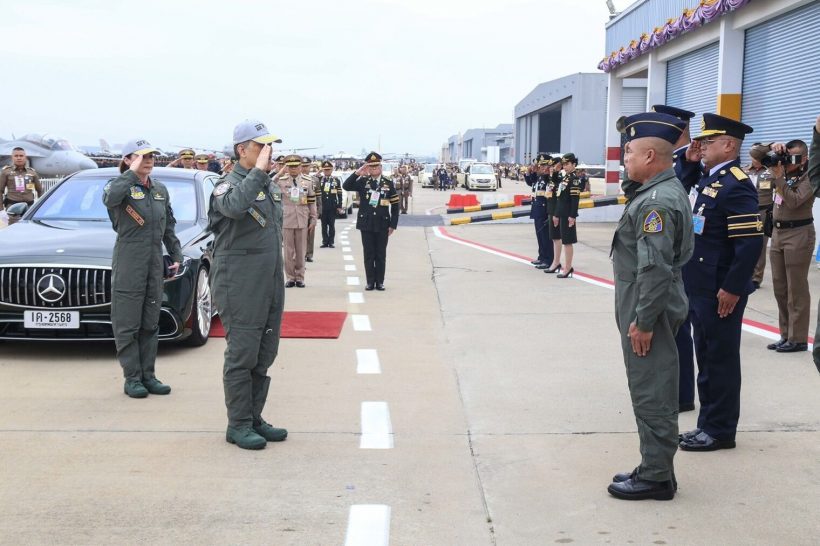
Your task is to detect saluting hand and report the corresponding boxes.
[628,322,653,357]
[685,140,702,162]
[356,165,368,176]
[129,154,143,172]
[255,144,272,172]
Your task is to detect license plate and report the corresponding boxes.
[24,310,80,329]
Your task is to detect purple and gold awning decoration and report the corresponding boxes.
[598,0,751,73]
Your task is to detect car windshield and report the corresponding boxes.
[424,165,436,173]
[33,176,198,222]
[471,165,493,174]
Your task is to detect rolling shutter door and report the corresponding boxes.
[741,2,820,156]
[621,87,648,116]
[666,42,720,137]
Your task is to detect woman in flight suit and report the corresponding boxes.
[103,139,182,398]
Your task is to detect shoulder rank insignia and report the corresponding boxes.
[213,182,230,196]
[730,166,749,181]
[255,191,266,201]
[130,186,145,200]
[643,210,663,233]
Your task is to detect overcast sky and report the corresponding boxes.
[2,0,631,157]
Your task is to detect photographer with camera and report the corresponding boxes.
[810,115,820,373]
[751,139,814,353]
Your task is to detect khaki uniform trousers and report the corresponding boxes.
[306,223,316,259]
[284,227,308,282]
[753,234,769,285]
[770,225,815,343]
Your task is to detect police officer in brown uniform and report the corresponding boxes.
[394,164,413,214]
[274,155,317,287]
[755,140,814,353]
[0,147,43,220]
[745,146,774,288]
[301,157,321,262]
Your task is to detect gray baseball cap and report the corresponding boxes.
[232,119,282,145]
[122,138,158,157]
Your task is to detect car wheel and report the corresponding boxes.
[185,266,212,347]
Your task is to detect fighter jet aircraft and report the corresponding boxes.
[0,134,98,176]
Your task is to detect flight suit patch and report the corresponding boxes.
[130,186,146,200]
[213,182,230,196]
[153,192,165,200]
[255,191,266,201]
[247,206,267,227]
[643,210,663,233]
[125,205,145,226]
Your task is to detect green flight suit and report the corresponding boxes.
[611,168,694,482]
[208,164,285,429]
[103,170,183,382]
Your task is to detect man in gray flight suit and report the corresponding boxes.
[609,112,694,501]
[209,120,288,450]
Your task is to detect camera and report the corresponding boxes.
[760,151,802,168]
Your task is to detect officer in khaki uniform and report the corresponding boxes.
[274,155,317,287]
[194,153,210,171]
[209,119,287,450]
[393,164,413,214]
[0,147,43,221]
[302,157,321,262]
[753,141,814,353]
[343,151,400,290]
[169,148,196,169]
[317,160,343,247]
[809,116,820,374]
[609,112,693,501]
[744,148,774,287]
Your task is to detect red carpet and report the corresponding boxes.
[209,311,348,339]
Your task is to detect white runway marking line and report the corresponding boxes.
[346,276,360,286]
[345,504,391,546]
[349,292,364,304]
[356,349,381,374]
[359,401,393,449]
[344,255,354,261]
[343,246,352,252]
[352,314,371,331]
[345,264,357,271]
[432,226,801,346]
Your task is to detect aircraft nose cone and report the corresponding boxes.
[79,157,98,170]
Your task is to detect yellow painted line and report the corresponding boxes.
[497,201,517,209]
[491,211,513,221]
[580,191,591,198]
[578,199,594,209]
[463,205,482,213]
[450,216,472,225]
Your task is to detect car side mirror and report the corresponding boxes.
[6,202,28,218]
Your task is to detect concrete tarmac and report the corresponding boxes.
[0,180,818,545]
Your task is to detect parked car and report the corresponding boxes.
[419,163,438,188]
[334,170,355,217]
[0,167,217,345]
[459,163,497,191]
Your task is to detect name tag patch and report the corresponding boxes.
[125,205,145,226]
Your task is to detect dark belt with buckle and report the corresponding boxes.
[774,218,813,229]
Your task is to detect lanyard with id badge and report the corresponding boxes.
[693,203,706,235]
[368,180,381,207]
[15,175,26,192]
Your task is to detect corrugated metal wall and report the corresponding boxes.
[666,42,720,137]
[621,87,648,116]
[741,1,820,155]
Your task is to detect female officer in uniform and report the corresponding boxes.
[544,156,564,274]
[103,139,182,398]
[551,153,581,278]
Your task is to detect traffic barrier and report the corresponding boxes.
[449,194,626,225]
[446,194,480,208]
[446,191,593,214]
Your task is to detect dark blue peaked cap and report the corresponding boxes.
[651,104,695,121]
[622,112,687,144]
